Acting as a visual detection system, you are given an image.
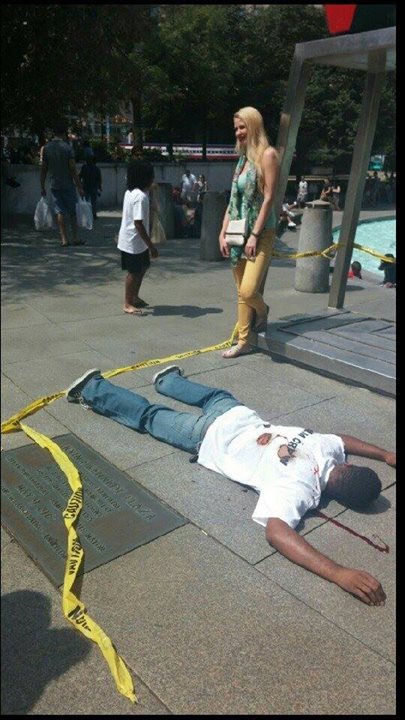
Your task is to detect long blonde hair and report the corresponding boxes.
[234,106,273,192]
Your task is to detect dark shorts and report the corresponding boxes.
[121,249,150,274]
[51,187,77,216]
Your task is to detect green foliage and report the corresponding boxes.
[1,4,396,168]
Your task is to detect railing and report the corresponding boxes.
[119,142,238,160]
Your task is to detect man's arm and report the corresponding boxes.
[40,160,48,197]
[266,517,386,606]
[339,434,396,467]
[68,158,84,197]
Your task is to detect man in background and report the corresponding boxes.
[180,168,197,202]
[79,156,102,220]
[40,122,84,246]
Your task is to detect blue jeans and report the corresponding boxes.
[81,372,241,454]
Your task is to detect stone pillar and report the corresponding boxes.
[156,182,174,239]
[200,191,227,261]
[294,200,332,292]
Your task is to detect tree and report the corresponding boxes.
[142,5,245,157]
[0,4,154,142]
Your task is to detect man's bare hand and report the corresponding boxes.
[384,451,396,467]
[257,433,272,446]
[334,567,386,606]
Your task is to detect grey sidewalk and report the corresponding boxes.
[1,211,396,714]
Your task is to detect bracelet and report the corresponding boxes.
[251,231,260,238]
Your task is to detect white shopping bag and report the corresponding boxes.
[150,211,166,245]
[34,196,54,230]
[76,197,93,230]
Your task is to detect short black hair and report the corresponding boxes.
[53,122,68,137]
[328,466,381,509]
[127,161,154,191]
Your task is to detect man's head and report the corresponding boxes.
[185,169,191,177]
[326,464,381,509]
[53,122,68,138]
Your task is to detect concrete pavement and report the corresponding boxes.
[1,210,396,714]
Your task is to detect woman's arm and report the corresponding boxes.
[244,147,279,259]
[219,206,231,257]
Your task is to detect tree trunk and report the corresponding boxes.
[131,94,143,151]
[167,128,173,160]
[201,119,208,161]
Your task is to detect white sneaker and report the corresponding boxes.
[66,369,100,403]
[288,221,296,228]
[152,365,184,385]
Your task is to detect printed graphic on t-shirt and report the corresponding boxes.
[270,428,316,467]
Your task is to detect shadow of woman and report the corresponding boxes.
[1,590,90,714]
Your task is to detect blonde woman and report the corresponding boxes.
[219,107,279,358]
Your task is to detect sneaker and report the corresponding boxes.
[66,369,100,403]
[288,221,296,228]
[152,365,184,385]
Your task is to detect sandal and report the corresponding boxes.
[124,306,144,315]
[222,344,251,359]
[253,304,269,333]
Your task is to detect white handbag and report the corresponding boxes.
[225,218,248,246]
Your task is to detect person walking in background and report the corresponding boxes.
[320,178,333,202]
[40,122,85,246]
[79,156,102,220]
[196,173,208,203]
[117,161,158,315]
[296,175,308,207]
[219,106,279,358]
[331,176,341,210]
[180,168,197,201]
[81,139,94,162]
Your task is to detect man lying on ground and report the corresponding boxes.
[66,366,396,606]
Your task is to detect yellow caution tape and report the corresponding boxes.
[1,392,64,434]
[353,242,396,262]
[273,241,396,264]
[103,323,239,379]
[19,422,137,703]
[1,323,239,703]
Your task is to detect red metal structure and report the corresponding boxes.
[324,4,395,35]
[324,5,357,35]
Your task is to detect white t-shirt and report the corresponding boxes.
[298,180,308,196]
[117,188,150,255]
[181,173,197,193]
[198,406,345,529]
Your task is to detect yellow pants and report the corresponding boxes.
[232,229,275,346]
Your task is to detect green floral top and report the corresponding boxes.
[227,155,276,267]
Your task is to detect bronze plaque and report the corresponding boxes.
[1,434,188,587]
